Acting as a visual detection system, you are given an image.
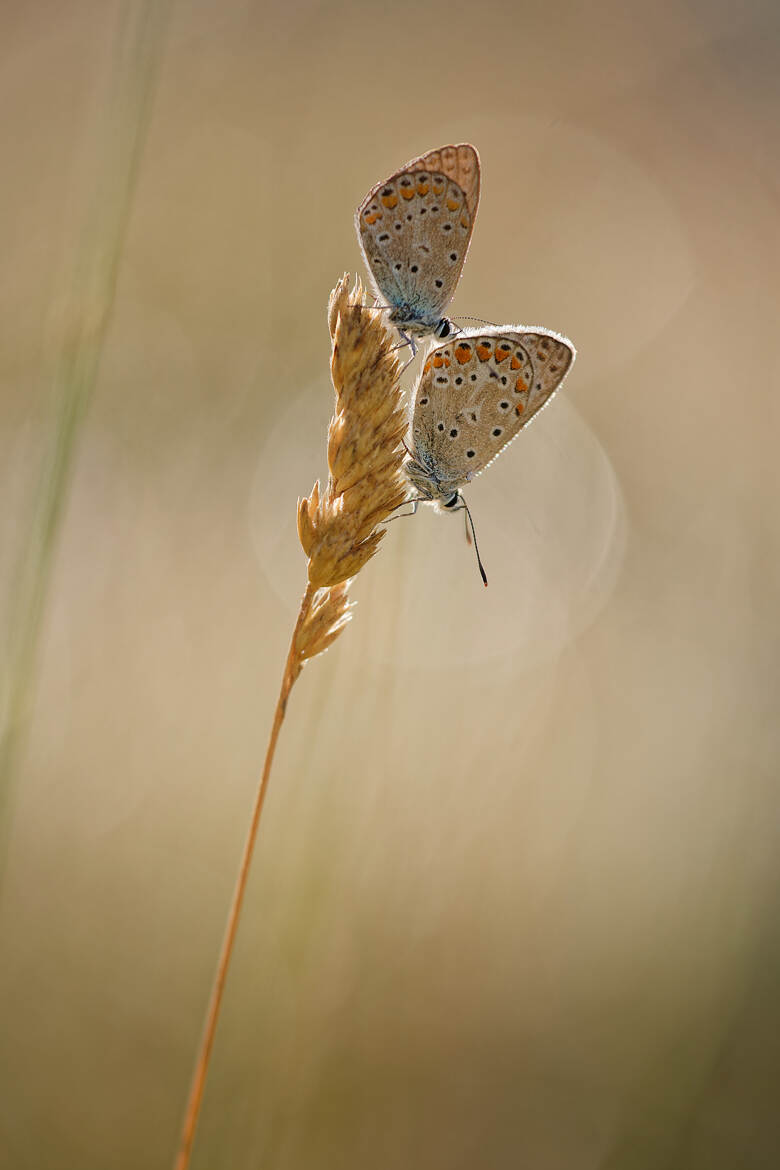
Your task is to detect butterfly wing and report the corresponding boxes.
[410,327,575,492]
[413,144,480,218]
[356,144,481,327]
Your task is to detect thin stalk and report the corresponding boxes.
[173,584,315,1170]
[175,273,407,1168]
[0,0,170,867]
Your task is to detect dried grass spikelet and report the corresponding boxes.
[295,581,352,660]
[297,273,409,591]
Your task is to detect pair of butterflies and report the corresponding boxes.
[356,144,575,545]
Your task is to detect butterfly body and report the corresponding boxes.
[405,327,576,507]
[356,144,481,347]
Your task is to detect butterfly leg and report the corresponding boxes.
[382,506,417,525]
[390,330,418,367]
[382,496,425,525]
[387,333,418,375]
[400,331,416,358]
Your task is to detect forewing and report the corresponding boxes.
[411,328,575,487]
[356,144,480,322]
[412,144,481,218]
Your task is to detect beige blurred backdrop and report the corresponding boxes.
[1,1,779,1167]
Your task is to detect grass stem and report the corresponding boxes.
[173,583,315,1170]
[0,0,170,870]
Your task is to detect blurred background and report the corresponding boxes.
[1,1,779,1167]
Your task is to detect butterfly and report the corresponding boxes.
[403,327,576,582]
[356,144,481,353]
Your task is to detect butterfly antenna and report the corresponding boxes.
[463,505,472,545]
[462,497,488,586]
[451,315,497,328]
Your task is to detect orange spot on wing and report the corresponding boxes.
[460,215,470,228]
[401,187,415,200]
[423,360,431,374]
[433,180,445,194]
[515,376,528,393]
[432,354,445,368]
[380,193,397,209]
[494,346,510,363]
[510,355,522,370]
[455,344,472,364]
[515,402,525,415]
[363,212,380,225]
[446,198,459,211]
[476,343,491,361]
[416,180,429,195]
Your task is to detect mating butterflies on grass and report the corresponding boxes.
[403,327,576,581]
[356,144,480,352]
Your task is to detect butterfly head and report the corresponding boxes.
[388,310,454,342]
[404,453,466,512]
[433,317,454,340]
